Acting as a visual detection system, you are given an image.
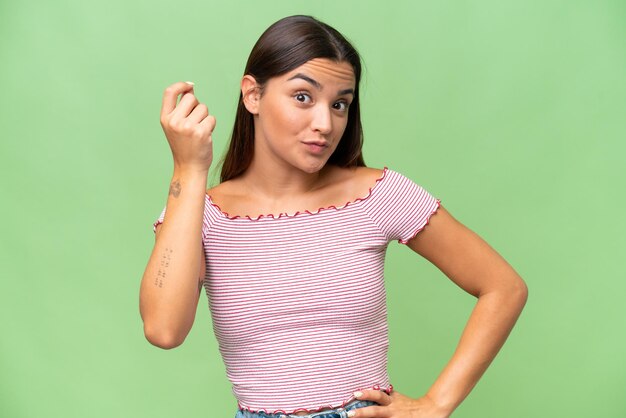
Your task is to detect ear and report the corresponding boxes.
[241,75,260,115]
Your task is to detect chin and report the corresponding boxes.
[299,160,329,174]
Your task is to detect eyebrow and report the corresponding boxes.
[287,73,354,96]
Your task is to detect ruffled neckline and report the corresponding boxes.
[206,166,389,221]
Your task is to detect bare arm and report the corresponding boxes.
[139,81,215,349]
[352,205,528,417]
[140,172,207,349]
[409,205,528,414]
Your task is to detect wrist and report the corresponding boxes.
[423,393,457,417]
[172,164,210,180]
[169,168,209,199]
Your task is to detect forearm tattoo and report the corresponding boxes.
[169,179,181,197]
[154,247,173,288]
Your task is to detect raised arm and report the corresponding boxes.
[139,81,216,349]
[351,205,528,418]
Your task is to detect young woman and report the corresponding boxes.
[139,15,528,418]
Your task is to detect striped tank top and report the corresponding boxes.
[153,167,441,414]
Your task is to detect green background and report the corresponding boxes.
[1,0,624,417]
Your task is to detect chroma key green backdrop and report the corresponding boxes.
[1,1,624,417]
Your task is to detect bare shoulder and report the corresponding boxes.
[207,177,243,198]
[353,166,386,183]
[206,178,249,212]
[314,165,386,205]
[326,165,385,190]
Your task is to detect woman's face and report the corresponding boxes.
[248,58,356,174]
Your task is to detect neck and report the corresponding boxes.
[238,157,331,200]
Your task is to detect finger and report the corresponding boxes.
[161,81,195,120]
[178,90,197,106]
[198,114,216,135]
[187,102,209,125]
[347,405,387,418]
[172,91,200,119]
[354,389,392,406]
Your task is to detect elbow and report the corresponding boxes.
[482,274,528,308]
[143,324,185,350]
[509,275,529,309]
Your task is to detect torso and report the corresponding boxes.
[205,165,386,416]
[206,165,385,219]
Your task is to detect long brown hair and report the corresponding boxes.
[219,15,366,183]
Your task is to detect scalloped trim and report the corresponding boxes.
[398,198,442,244]
[207,166,389,221]
[236,384,394,415]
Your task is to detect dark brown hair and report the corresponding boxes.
[219,15,366,183]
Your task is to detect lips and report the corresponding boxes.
[302,140,329,154]
[302,140,329,148]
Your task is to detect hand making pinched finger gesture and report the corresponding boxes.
[347,389,451,418]
[160,81,216,174]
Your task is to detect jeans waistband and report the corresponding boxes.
[237,399,378,418]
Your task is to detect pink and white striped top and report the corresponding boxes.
[153,167,441,414]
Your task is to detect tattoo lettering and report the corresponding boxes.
[154,247,173,288]
[169,180,181,197]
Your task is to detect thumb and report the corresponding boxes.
[178,81,195,103]
[185,81,195,94]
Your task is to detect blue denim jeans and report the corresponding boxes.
[235,399,378,418]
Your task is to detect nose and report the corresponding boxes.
[310,104,332,135]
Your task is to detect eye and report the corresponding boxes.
[332,101,349,112]
[294,92,312,104]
